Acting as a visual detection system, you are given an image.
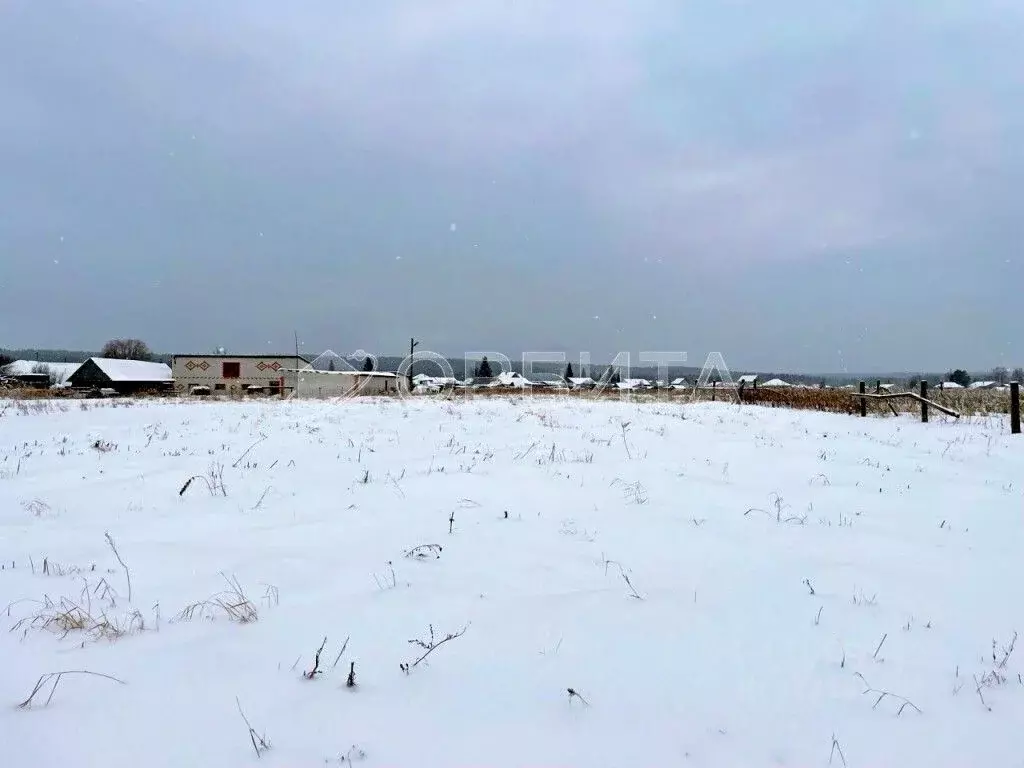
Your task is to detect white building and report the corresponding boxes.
[172,354,310,395]
[288,369,400,398]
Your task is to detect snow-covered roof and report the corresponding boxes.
[617,379,652,390]
[670,377,688,385]
[737,374,758,384]
[968,381,997,389]
[533,377,569,387]
[939,381,963,389]
[568,377,596,385]
[491,371,533,387]
[1,360,82,380]
[88,358,173,382]
[761,378,791,387]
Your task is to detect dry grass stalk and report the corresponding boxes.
[403,544,443,560]
[853,672,922,716]
[18,670,126,709]
[400,623,468,673]
[567,687,590,707]
[601,555,644,600]
[104,531,132,603]
[236,696,271,758]
[303,636,328,680]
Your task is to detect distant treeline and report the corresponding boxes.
[1,348,173,365]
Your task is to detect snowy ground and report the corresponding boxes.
[1,396,1022,767]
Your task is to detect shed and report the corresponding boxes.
[67,358,174,394]
[0,360,82,388]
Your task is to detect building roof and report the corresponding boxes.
[281,368,397,377]
[491,371,534,386]
[173,354,311,361]
[87,358,173,382]
[617,378,652,389]
[532,377,568,386]
[1,360,82,379]
[761,378,791,387]
[737,374,758,383]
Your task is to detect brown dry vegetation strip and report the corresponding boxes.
[2,382,1013,416]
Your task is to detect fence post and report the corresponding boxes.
[1011,381,1021,434]
[875,380,881,394]
[920,380,928,423]
[859,381,866,417]
[712,381,717,402]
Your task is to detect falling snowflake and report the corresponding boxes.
[450,223,457,232]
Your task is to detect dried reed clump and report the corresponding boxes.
[174,573,261,624]
[9,578,145,644]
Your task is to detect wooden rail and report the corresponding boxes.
[851,388,961,419]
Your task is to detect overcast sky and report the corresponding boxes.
[2,0,1022,373]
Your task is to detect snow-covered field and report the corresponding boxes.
[1,396,1022,767]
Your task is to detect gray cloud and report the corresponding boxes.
[1,0,1022,372]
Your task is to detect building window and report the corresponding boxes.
[215,383,226,391]
[223,362,241,379]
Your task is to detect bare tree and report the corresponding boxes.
[101,339,152,361]
[30,363,61,386]
[1013,367,1024,384]
[992,366,1010,385]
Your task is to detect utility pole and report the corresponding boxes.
[294,331,300,396]
[409,337,419,392]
